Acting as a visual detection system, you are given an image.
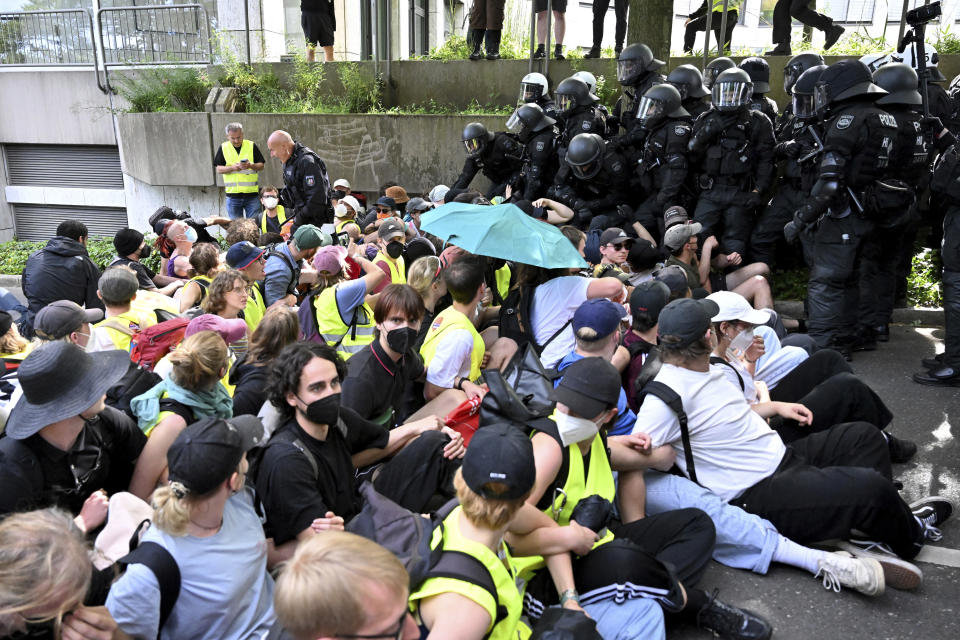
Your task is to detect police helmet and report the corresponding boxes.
[520,72,549,104]
[874,62,922,106]
[814,60,886,116]
[859,53,891,75]
[667,64,709,100]
[784,52,825,94]
[711,68,753,112]
[573,70,598,95]
[791,65,827,119]
[566,133,605,180]
[461,122,494,157]
[617,43,665,86]
[506,103,556,139]
[893,44,947,82]
[637,84,689,128]
[739,57,771,94]
[556,77,599,115]
[704,57,736,90]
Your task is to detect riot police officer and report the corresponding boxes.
[688,68,776,257]
[452,122,526,199]
[506,103,561,202]
[784,60,897,356]
[740,57,779,125]
[703,56,735,90]
[632,84,693,235]
[778,52,825,137]
[667,64,711,119]
[612,44,666,131]
[519,72,560,120]
[555,77,608,149]
[548,133,635,230]
[752,64,827,268]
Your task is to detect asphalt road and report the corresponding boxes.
[672,323,960,640]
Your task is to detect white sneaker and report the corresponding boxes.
[836,540,923,590]
[815,551,885,596]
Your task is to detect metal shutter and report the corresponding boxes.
[5,145,123,189]
[13,204,127,241]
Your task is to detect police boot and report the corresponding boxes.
[852,325,878,352]
[484,30,501,60]
[468,29,484,60]
[827,335,855,362]
[873,323,890,342]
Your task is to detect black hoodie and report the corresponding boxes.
[20,236,103,335]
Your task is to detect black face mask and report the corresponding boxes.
[386,326,418,353]
[138,245,153,260]
[489,258,506,270]
[299,393,341,426]
[386,241,404,259]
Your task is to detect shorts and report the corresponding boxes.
[534,0,567,12]
[301,7,335,47]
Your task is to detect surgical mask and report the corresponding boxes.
[263,196,279,209]
[726,327,755,360]
[386,241,404,259]
[554,410,600,447]
[298,393,341,426]
[386,326,418,353]
[183,227,198,243]
[138,245,152,260]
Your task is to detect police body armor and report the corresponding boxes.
[520,126,561,201]
[638,118,692,201]
[749,96,778,126]
[693,110,767,187]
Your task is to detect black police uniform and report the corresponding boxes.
[453,131,525,198]
[538,96,561,121]
[612,73,666,141]
[634,119,693,233]
[749,95,779,127]
[548,139,635,230]
[683,98,710,120]
[519,125,561,202]
[280,141,333,228]
[561,105,609,145]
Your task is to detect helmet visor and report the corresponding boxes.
[784,64,801,94]
[570,158,602,180]
[617,59,640,84]
[520,83,543,104]
[704,67,722,89]
[792,93,816,118]
[463,137,483,156]
[712,81,751,110]
[506,111,525,134]
[557,93,576,114]
[814,83,830,115]
[637,96,665,126]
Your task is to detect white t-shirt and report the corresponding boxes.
[531,276,592,368]
[712,358,757,404]
[634,363,786,502]
[425,328,475,388]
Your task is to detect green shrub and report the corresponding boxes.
[0,237,163,276]
[908,248,942,308]
[339,63,382,113]
[115,67,212,113]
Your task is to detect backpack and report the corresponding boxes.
[499,285,571,356]
[297,286,367,346]
[118,529,181,639]
[101,317,190,371]
[624,339,664,408]
[583,228,604,265]
[105,361,163,420]
[709,356,745,392]
[266,244,300,297]
[634,381,699,485]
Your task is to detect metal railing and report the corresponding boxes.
[0,9,98,67]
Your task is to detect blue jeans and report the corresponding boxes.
[581,598,665,640]
[0,288,27,314]
[226,193,262,220]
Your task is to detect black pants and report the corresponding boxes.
[942,206,960,366]
[769,349,893,442]
[733,422,922,559]
[683,11,737,54]
[750,182,805,268]
[591,0,628,49]
[771,0,832,45]
[371,431,459,513]
[859,218,914,328]
[693,183,755,257]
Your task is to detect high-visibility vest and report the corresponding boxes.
[373,251,406,285]
[409,506,530,640]
[243,281,267,334]
[419,306,484,383]
[335,218,356,233]
[494,264,511,303]
[221,140,259,194]
[710,0,742,11]
[260,206,287,234]
[94,310,157,352]
[313,285,376,360]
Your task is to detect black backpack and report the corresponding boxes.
[624,340,664,408]
[105,361,162,420]
[499,285,571,356]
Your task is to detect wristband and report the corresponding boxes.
[455,377,465,390]
[559,589,580,605]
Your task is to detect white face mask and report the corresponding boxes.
[555,410,600,447]
[263,196,279,209]
[726,327,755,360]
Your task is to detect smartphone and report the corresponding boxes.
[335,232,350,247]
[240,158,249,164]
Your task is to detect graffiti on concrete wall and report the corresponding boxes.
[311,118,399,188]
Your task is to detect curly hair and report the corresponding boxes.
[202,269,247,315]
[225,219,260,246]
[267,342,347,422]
[188,242,220,278]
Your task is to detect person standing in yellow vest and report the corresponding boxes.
[420,260,487,402]
[88,267,157,353]
[214,122,265,220]
[371,218,407,294]
[255,185,289,236]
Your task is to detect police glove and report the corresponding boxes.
[921,116,945,136]
[778,140,803,159]
[783,220,801,245]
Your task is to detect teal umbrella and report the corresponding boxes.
[419,202,588,269]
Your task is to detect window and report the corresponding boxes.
[822,0,876,25]
[410,0,429,57]
[887,0,938,23]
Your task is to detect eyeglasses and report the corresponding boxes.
[608,242,630,251]
[230,284,249,294]
[336,612,407,640]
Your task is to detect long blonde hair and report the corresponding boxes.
[169,331,228,390]
[0,324,28,355]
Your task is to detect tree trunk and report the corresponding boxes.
[627,0,673,62]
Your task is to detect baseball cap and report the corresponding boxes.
[292,224,330,250]
[385,185,410,204]
[185,314,248,345]
[0,310,12,337]
[98,267,139,301]
[600,227,632,247]
[34,301,103,340]
[313,245,348,275]
[627,240,661,272]
[572,299,623,341]
[663,206,690,230]
[406,197,432,213]
[654,264,690,296]
[629,280,671,323]
[657,298,720,347]
[461,423,536,500]
[167,416,265,496]
[333,178,351,191]
[707,291,772,325]
[429,184,450,204]
[379,219,406,241]
[663,222,703,251]
[113,228,144,256]
[225,240,266,270]
[551,357,621,419]
[376,196,397,210]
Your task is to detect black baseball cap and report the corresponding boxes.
[654,264,690,296]
[34,300,103,340]
[627,240,661,272]
[630,280,670,323]
[657,298,720,348]
[551,357,621,419]
[167,416,265,496]
[462,423,536,500]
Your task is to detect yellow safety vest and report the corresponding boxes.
[495,264,511,302]
[335,218,356,233]
[221,140,259,194]
[419,306,485,383]
[94,310,157,352]
[313,285,376,360]
[409,506,530,640]
[259,206,287,234]
[710,0,742,11]
[243,281,267,334]
[187,275,212,306]
[373,251,406,285]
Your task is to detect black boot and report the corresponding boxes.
[468,28,484,60]
[533,44,546,59]
[484,30,501,60]
[584,45,601,59]
[554,43,564,60]
[697,593,772,640]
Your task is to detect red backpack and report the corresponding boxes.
[100,317,190,371]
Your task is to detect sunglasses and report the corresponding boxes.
[376,207,392,213]
[608,242,630,251]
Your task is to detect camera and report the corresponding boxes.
[906,0,941,26]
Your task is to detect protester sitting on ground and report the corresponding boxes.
[225,240,268,334]
[32,300,102,348]
[333,194,361,231]
[626,239,662,286]
[88,267,158,353]
[106,416,278,639]
[20,220,103,338]
[0,509,122,639]
[178,242,221,313]
[201,269,251,358]
[429,184,450,205]
[309,242,386,361]
[110,227,184,296]
[371,219,408,293]
[0,342,143,526]
[257,185,291,236]
[263,224,328,308]
[128,330,233,500]
[361,196,398,235]
[254,342,463,563]
[623,280,671,412]
[230,306,299,419]
[0,311,32,369]
[406,255,448,351]
[154,218,197,279]
[274,531,420,640]
[635,297,950,588]
[654,263,693,301]
[225,218,261,247]
[593,227,634,283]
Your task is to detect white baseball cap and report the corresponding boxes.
[707,291,771,325]
[333,178,351,190]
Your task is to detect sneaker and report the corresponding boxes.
[554,45,564,60]
[835,540,923,590]
[697,593,772,640]
[585,45,601,59]
[824,24,845,50]
[816,550,884,596]
[911,496,954,541]
[533,45,545,59]
[886,433,918,463]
